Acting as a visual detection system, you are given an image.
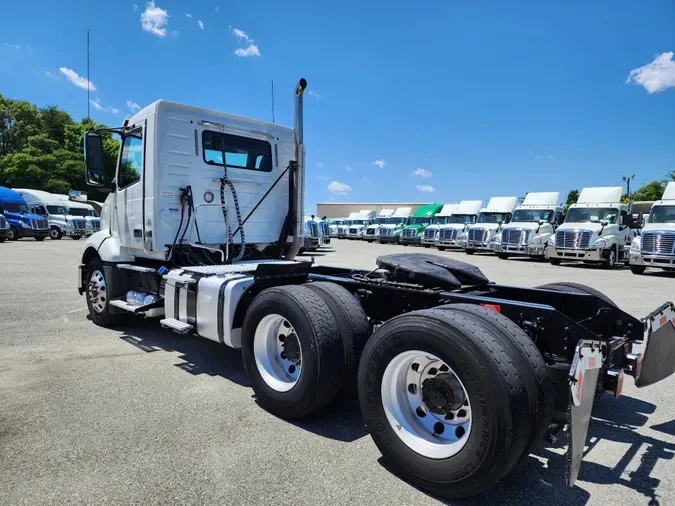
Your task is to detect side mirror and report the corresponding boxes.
[538,219,545,225]
[600,220,608,227]
[84,132,105,187]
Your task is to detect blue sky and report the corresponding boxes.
[1,0,674,211]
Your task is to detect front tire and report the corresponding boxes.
[497,253,510,260]
[50,227,63,240]
[602,247,617,269]
[358,309,531,499]
[465,249,475,255]
[549,258,562,266]
[437,247,446,251]
[71,235,81,240]
[8,226,18,241]
[241,285,345,419]
[85,256,125,327]
[631,265,646,275]
[35,236,45,241]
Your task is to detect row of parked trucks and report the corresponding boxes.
[0,186,101,241]
[327,183,675,275]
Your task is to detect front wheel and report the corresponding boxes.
[8,226,18,241]
[358,309,531,499]
[497,253,510,260]
[423,244,431,248]
[85,257,125,327]
[35,236,45,241]
[630,265,646,275]
[602,247,617,269]
[71,235,81,240]
[437,247,446,251]
[50,227,63,240]
[465,249,475,255]
[549,258,562,266]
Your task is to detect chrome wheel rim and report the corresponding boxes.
[608,249,615,266]
[381,350,472,459]
[543,245,550,260]
[253,314,302,392]
[88,270,107,313]
[50,228,59,239]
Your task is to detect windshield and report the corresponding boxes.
[432,216,448,225]
[565,207,618,224]
[409,217,431,225]
[512,209,554,222]
[374,217,389,224]
[478,212,511,224]
[446,214,476,225]
[351,220,367,225]
[388,217,408,225]
[2,202,30,213]
[68,208,90,217]
[33,205,47,215]
[88,210,98,217]
[649,205,675,224]
[47,205,67,215]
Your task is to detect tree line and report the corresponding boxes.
[0,94,118,200]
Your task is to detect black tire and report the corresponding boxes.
[358,309,531,499]
[305,281,370,388]
[8,226,18,241]
[241,285,345,419]
[601,246,618,269]
[379,241,386,244]
[85,256,125,327]
[437,304,553,451]
[535,281,616,306]
[549,258,562,266]
[423,244,431,248]
[630,265,646,275]
[402,243,409,246]
[437,247,446,251]
[497,253,510,260]
[465,249,475,255]
[71,235,81,240]
[35,236,45,241]
[49,227,63,240]
[0,237,5,243]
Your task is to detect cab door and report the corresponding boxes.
[114,128,144,251]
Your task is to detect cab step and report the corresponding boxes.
[160,318,193,334]
[117,263,157,273]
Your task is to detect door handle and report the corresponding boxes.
[133,228,142,238]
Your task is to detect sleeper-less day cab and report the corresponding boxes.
[465,196,518,254]
[76,79,675,500]
[629,182,675,274]
[435,200,482,251]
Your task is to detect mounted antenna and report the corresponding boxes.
[87,29,90,121]
[271,80,275,124]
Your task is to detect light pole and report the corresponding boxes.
[622,174,636,199]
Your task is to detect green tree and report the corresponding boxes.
[0,95,44,156]
[39,105,74,145]
[564,189,579,212]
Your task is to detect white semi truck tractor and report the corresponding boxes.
[465,197,518,255]
[345,209,376,239]
[548,187,638,268]
[435,200,482,251]
[75,78,675,500]
[629,182,675,274]
[377,206,412,243]
[421,204,458,248]
[337,211,359,239]
[363,208,394,242]
[494,192,563,260]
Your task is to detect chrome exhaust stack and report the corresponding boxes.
[285,78,307,260]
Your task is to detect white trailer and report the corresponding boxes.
[346,209,376,239]
[629,182,675,274]
[548,187,638,268]
[494,192,563,260]
[465,197,518,254]
[435,200,482,250]
[421,203,458,247]
[363,208,394,242]
[377,206,412,243]
[15,188,88,240]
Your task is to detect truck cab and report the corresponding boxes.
[16,188,88,240]
[494,192,563,260]
[629,182,675,274]
[400,204,444,246]
[465,197,518,254]
[300,215,320,252]
[337,212,359,238]
[317,216,331,245]
[548,187,637,268]
[346,210,376,239]
[329,219,343,237]
[0,186,50,241]
[377,207,412,244]
[54,193,101,236]
[363,209,394,242]
[435,200,482,251]
[421,204,458,247]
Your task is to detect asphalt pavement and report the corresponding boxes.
[1,237,674,505]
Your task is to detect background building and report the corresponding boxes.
[315,202,435,219]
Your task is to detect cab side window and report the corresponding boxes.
[620,210,628,225]
[118,129,143,189]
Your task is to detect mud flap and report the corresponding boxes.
[636,303,675,388]
[567,339,604,487]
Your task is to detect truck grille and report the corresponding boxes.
[72,218,86,230]
[91,219,101,231]
[502,228,530,245]
[379,228,393,237]
[320,222,330,236]
[555,229,591,249]
[31,218,49,230]
[0,215,6,229]
[402,228,416,238]
[439,228,459,241]
[423,228,437,240]
[366,228,376,235]
[642,231,675,255]
[468,228,488,243]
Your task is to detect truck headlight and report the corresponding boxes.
[530,236,543,244]
[591,239,606,249]
[493,235,502,244]
[547,236,555,246]
[20,221,30,228]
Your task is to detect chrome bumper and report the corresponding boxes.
[550,248,603,261]
[466,241,494,251]
[495,243,546,256]
[630,251,675,268]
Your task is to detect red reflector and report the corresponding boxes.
[615,370,624,398]
[660,315,668,326]
[481,304,501,312]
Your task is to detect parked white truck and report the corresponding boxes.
[435,200,482,251]
[377,206,412,243]
[337,212,359,238]
[346,209,376,239]
[54,193,101,236]
[494,192,563,260]
[465,197,518,254]
[363,208,394,242]
[421,204,458,248]
[16,188,88,240]
[629,182,675,274]
[548,187,638,268]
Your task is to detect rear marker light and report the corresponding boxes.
[480,304,501,313]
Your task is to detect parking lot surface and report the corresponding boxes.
[1,238,674,506]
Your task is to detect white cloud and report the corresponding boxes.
[412,168,432,177]
[197,19,204,29]
[316,174,329,181]
[372,159,386,168]
[534,154,555,160]
[185,13,192,18]
[109,107,120,115]
[133,4,139,12]
[316,162,324,168]
[141,1,169,38]
[308,90,321,98]
[89,98,104,111]
[44,70,59,80]
[232,27,260,57]
[626,52,675,94]
[59,67,96,90]
[126,100,141,112]
[327,181,352,195]
[416,184,435,192]
[345,166,354,171]
[215,6,219,12]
